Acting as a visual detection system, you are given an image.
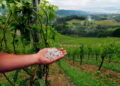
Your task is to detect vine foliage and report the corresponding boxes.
[0,0,58,85]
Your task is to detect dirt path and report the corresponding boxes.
[67,60,120,84]
[109,62,120,66]
[48,63,75,86]
[0,63,75,86]
[89,59,120,66]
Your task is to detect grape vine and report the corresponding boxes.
[0,0,58,86]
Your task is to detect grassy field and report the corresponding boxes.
[66,19,120,26]
[96,20,120,26]
[56,33,120,46]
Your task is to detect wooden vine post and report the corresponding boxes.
[32,0,49,85]
[32,0,40,51]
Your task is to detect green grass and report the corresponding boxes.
[58,61,104,86]
[66,19,120,26]
[58,60,119,86]
[67,19,84,24]
[56,34,120,46]
[96,20,120,26]
[74,58,120,72]
[56,34,120,62]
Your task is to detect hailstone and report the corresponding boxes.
[45,48,63,59]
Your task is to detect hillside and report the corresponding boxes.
[57,10,90,16]
[54,15,120,37]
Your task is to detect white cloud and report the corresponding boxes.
[47,0,90,9]
[47,0,120,13]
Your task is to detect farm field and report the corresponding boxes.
[55,34,120,86]
[67,19,120,26]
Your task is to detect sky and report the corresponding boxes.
[47,0,120,13]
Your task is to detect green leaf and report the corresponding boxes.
[13,70,20,82]
[38,79,46,86]
[34,80,40,86]
[1,4,5,9]
[15,1,23,8]
[34,79,46,86]
[37,65,43,78]
[0,0,3,4]
[48,11,56,21]
[32,25,39,31]
[19,78,29,86]
[5,0,15,3]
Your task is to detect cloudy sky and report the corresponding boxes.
[47,0,120,13]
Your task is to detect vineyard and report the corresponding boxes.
[57,34,120,86]
[0,0,120,86]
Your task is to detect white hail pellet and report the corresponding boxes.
[45,48,63,59]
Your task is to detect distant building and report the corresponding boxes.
[80,22,84,25]
[87,16,93,21]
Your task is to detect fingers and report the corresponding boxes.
[63,50,67,55]
[58,48,64,51]
[40,48,67,64]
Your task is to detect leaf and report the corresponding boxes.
[15,1,23,8]
[34,79,46,86]
[32,25,39,31]
[48,10,56,21]
[19,78,29,86]
[0,1,3,4]
[38,79,46,86]
[1,4,5,9]
[13,70,20,82]
[6,0,15,3]
[37,65,43,79]
[34,80,40,86]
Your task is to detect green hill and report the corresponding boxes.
[57,10,90,16]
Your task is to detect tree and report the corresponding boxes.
[113,28,120,37]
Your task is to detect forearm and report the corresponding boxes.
[0,48,67,72]
[0,53,38,72]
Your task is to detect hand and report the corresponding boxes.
[34,48,67,65]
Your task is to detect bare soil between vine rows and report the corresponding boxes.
[67,60,120,84]
[48,63,75,86]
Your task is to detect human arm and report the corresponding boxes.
[0,48,67,72]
